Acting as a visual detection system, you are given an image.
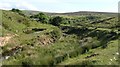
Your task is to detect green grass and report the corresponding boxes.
[58,40,118,65]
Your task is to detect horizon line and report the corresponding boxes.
[0,8,118,13]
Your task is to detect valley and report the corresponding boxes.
[0,9,119,66]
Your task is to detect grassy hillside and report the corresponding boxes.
[0,9,119,66]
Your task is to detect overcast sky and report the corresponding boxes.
[0,0,119,13]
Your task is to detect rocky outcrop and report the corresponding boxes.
[36,35,55,46]
[0,34,18,46]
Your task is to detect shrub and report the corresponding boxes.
[30,12,49,23]
[22,58,33,67]
[50,16,64,26]
[11,8,21,13]
[49,28,62,40]
[54,55,65,64]
[11,8,25,16]
[69,51,78,58]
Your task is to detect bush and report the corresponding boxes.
[30,12,49,23]
[50,16,64,26]
[11,8,25,16]
[54,55,65,64]
[11,8,21,13]
[68,50,78,58]
[49,28,62,40]
[21,58,33,67]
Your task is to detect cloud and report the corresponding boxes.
[36,0,59,3]
[0,2,12,9]
[0,0,119,12]
[0,0,39,10]
[16,1,39,10]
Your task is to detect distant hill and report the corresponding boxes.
[22,10,118,17]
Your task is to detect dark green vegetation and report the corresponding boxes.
[30,12,49,23]
[0,9,119,66]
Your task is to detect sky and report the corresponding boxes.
[0,0,119,13]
